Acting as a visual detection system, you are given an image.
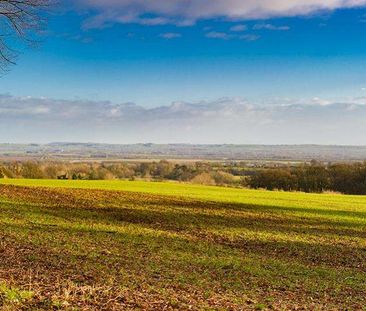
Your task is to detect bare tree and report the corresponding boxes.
[0,0,49,70]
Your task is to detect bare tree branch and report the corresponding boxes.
[0,0,49,70]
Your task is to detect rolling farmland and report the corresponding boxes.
[0,179,365,310]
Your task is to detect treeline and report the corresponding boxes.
[1,160,366,195]
[0,161,239,187]
[248,162,366,195]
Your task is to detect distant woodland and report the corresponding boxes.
[1,160,366,195]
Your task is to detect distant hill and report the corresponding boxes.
[1,143,366,162]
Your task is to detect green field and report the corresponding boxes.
[0,179,365,310]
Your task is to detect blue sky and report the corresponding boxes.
[1,0,366,144]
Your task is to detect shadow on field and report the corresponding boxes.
[2,184,366,220]
[2,221,366,310]
[2,205,365,272]
[2,214,366,277]
[1,184,365,272]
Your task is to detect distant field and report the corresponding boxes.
[2,143,366,161]
[0,179,365,310]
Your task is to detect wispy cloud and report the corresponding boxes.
[2,94,366,144]
[253,24,290,31]
[205,31,259,41]
[60,33,95,44]
[239,34,260,41]
[230,24,247,32]
[82,13,171,30]
[159,32,182,39]
[205,31,232,40]
[76,0,366,28]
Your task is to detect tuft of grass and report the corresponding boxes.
[0,282,33,306]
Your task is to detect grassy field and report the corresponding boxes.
[0,179,365,310]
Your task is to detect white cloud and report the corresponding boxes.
[1,94,366,144]
[76,0,366,28]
